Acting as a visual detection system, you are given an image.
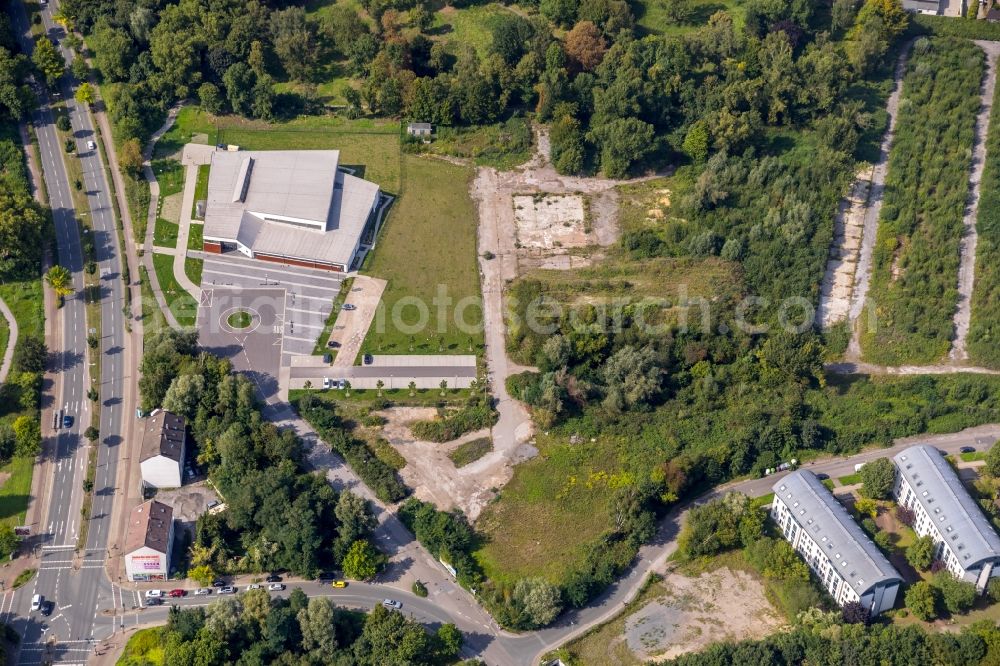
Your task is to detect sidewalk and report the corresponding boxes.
[0,297,17,385]
[172,161,203,302]
[140,105,183,331]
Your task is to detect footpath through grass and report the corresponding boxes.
[861,37,984,364]
[151,252,197,327]
[361,155,482,355]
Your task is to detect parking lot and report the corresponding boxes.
[197,253,344,366]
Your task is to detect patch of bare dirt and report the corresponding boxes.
[378,406,517,519]
[624,568,785,661]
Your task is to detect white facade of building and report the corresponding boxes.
[893,445,1000,591]
[124,500,174,582]
[772,471,902,616]
[140,456,181,489]
[139,411,185,489]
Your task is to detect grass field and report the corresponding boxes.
[151,159,184,198]
[0,457,34,528]
[152,252,197,327]
[419,118,533,170]
[474,433,618,585]
[191,165,209,219]
[185,257,203,287]
[117,627,165,666]
[961,451,987,462]
[139,265,168,345]
[187,223,203,251]
[361,155,482,355]
[837,473,862,486]
[152,218,178,248]
[634,0,745,35]
[156,107,402,192]
[432,4,513,59]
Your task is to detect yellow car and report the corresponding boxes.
[331,580,347,588]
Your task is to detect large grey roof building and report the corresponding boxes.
[894,445,1000,590]
[772,470,902,615]
[202,150,381,272]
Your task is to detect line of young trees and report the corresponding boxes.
[862,36,985,364]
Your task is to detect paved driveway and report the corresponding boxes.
[197,286,285,400]
[197,253,344,365]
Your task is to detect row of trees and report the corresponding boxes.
[139,329,381,579]
[139,589,462,666]
[862,37,985,364]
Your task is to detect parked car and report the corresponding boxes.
[194,588,212,596]
[212,578,226,587]
[144,590,163,598]
[363,354,374,365]
[265,574,282,583]
[30,595,43,612]
[341,303,356,311]
[381,599,402,610]
[218,586,237,595]
[145,597,163,606]
[268,583,285,591]
[323,378,333,389]
[815,473,829,481]
[331,580,347,589]
[41,600,54,617]
[960,446,976,454]
[62,414,73,428]
[246,583,261,591]
[327,340,340,349]
[86,140,96,150]
[168,589,186,598]
[322,354,332,364]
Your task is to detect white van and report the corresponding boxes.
[30,594,42,612]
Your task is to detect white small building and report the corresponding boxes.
[894,445,1000,591]
[124,500,173,582]
[407,122,432,137]
[772,471,902,616]
[139,410,186,489]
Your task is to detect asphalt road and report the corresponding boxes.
[7,1,126,661]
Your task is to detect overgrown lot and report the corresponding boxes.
[967,43,1000,368]
[861,37,984,364]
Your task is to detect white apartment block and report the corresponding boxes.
[893,445,1000,591]
[772,470,902,615]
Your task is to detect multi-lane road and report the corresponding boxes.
[7,0,129,661]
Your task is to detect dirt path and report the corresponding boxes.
[951,41,1000,362]
[827,361,1000,376]
[846,41,913,360]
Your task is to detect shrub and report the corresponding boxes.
[895,504,915,526]
[932,571,977,615]
[842,600,870,625]
[409,402,498,443]
[412,580,428,597]
[906,581,939,621]
[906,535,934,571]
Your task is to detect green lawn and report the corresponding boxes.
[151,252,197,327]
[289,387,471,408]
[139,265,168,346]
[187,223,203,251]
[432,4,513,59]
[0,456,34,528]
[961,451,987,462]
[421,118,533,170]
[191,165,209,219]
[838,473,862,486]
[634,0,746,36]
[185,257,203,287]
[154,107,219,160]
[152,218,178,248]
[0,280,44,340]
[151,159,184,198]
[474,433,617,585]
[361,155,482,356]
[118,627,165,666]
